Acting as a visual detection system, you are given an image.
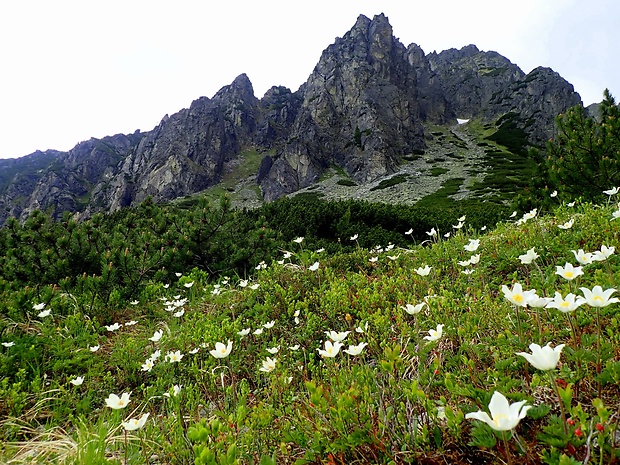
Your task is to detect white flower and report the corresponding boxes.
[423,324,444,342]
[501,283,537,307]
[415,265,432,276]
[289,344,300,350]
[603,187,620,196]
[184,282,194,288]
[461,269,475,275]
[466,391,531,431]
[122,413,150,431]
[572,249,594,265]
[263,320,275,329]
[317,340,343,358]
[611,209,620,221]
[239,279,248,288]
[141,359,154,372]
[550,190,558,198]
[444,232,451,238]
[458,215,466,222]
[324,330,350,342]
[149,330,163,342]
[516,342,565,371]
[453,221,464,230]
[69,376,84,386]
[309,262,320,271]
[125,320,138,327]
[283,252,292,259]
[592,245,615,261]
[175,272,182,277]
[238,328,251,337]
[402,303,426,315]
[545,291,584,313]
[249,283,260,290]
[555,263,583,280]
[105,323,121,332]
[293,237,304,244]
[388,254,400,260]
[344,342,368,356]
[166,350,184,363]
[130,300,139,305]
[266,346,280,354]
[350,234,358,241]
[32,302,46,311]
[464,239,480,252]
[189,348,200,354]
[105,392,131,409]
[519,248,539,264]
[316,248,325,253]
[405,228,413,235]
[259,357,277,373]
[37,309,51,318]
[558,218,574,230]
[173,309,185,318]
[253,328,264,335]
[480,226,487,231]
[356,321,369,333]
[209,340,233,359]
[1,341,15,348]
[89,345,100,352]
[509,211,517,218]
[567,201,575,207]
[426,228,437,237]
[150,349,161,361]
[579,285,619,307]
[369,257,378,263]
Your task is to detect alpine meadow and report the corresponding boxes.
[1,13,620,465]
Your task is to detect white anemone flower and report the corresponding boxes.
[466,391,531,431]
[209,341,233,359]
[516,342,565,371]
[579,285,620,307]
[121,413,150,431]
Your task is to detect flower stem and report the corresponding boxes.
[548,370,568,435]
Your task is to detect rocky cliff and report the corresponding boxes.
[0,13,584,224]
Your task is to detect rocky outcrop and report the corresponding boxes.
[260,14,427,200]
[0,13,587,223]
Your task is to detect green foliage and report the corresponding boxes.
[544,89,620,202]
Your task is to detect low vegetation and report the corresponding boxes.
[1,191,619,464]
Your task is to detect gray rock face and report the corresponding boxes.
[0,14,586,223]
[427,44,526,118]
[260,14,427,200]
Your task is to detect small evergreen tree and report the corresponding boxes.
[544,89,620,201]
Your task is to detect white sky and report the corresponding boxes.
[0,0,617,159]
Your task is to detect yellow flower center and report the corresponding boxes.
[560,301,570,308]
[593,296,603,302]
[493,413,507,427]
[513,294,524,304]
[565,271,574,278]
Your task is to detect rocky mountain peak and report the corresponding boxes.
[0,13,588,223]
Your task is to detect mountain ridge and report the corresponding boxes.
[0,13,583,224]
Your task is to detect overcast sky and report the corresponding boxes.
[0,0,617,159]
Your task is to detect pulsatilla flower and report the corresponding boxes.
[317,340,343,358]
[209,340,233,359]
[516,342,565,371]
[466,391,531,431]
[423,324,444,341]
[415,265,432,276]
[325,330,350,342]
[555,263,583,281]
[545,291,583,313]
[344,342,368,356]
[579,285,619,307]
[501,283,537,307]
[105,392,131,409]
[518,248,539,264]
[122,412,150,431]
[402,303,426,315]
[259,357,277,373]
